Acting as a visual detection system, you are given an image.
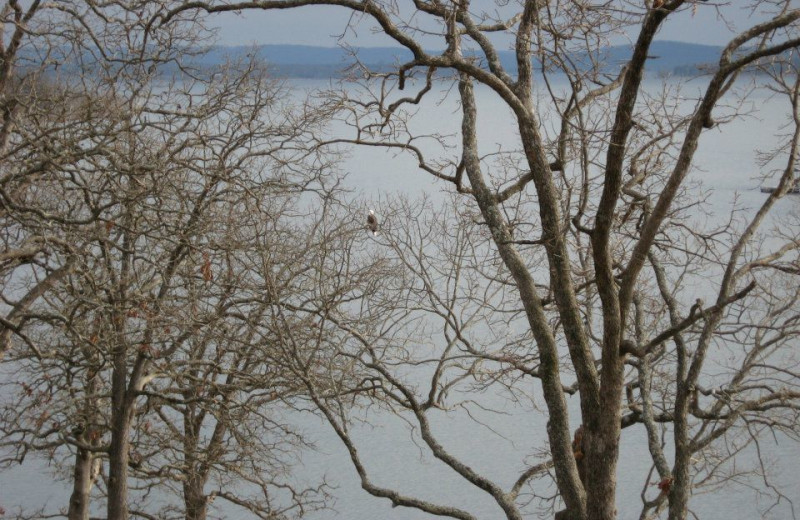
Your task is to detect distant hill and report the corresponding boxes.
[197,44,414,78]
[198,41,725,78]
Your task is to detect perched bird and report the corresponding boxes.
[367,210,379,235]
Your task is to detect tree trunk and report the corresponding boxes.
[70,359,102,520]
[107,411,131,519]
[107,336,131,520]
[668,386,691,520]
[67,447,96,520]
[184,479,208,520]
[583,389,623,520]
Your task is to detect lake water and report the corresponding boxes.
[1,76,798,519]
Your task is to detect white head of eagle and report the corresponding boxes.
[367,210,378,235]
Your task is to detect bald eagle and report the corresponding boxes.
[367,210,378,235]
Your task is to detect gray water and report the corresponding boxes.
[1,77,798,519]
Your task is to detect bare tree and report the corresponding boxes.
[151,2,800,520]
[128,174,345,520]
[0,0,203,361]
[0,33,340,518]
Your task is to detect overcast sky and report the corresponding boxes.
[210,3,766,48]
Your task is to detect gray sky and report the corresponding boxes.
[210,3,764,48]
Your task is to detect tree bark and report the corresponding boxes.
[67,446,96,520]
[107,368,131,520]
[184,479,208,520]
[69,369,101,520]
[108,308,132,520]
